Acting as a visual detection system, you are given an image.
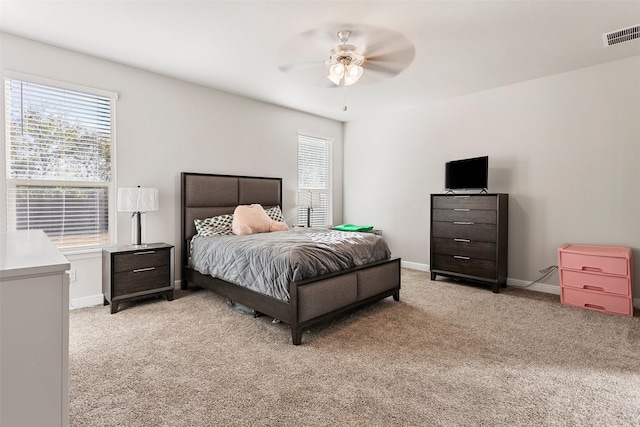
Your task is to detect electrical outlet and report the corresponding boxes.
[68,269,77,282]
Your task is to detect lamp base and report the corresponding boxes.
[131,212,145,246]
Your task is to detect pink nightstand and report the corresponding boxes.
[558,244,633,316]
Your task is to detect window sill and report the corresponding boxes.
[61,246,103,260]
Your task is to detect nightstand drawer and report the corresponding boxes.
[560,269,631,296]
[432,195,497,210]
[432,221,496,242]
[114,249,170,273]
[113,265,171,296]
[561,287,632,316]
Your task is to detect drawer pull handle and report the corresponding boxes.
[134,251,156,255]
[454,196,471,198]
[133,267,156,273]
[584,303,605,310]
[583,285,604,292]
[454,256,470,260]
[581,266,603,273]
[454,221,474,225]
[453,208,470,212]
[454,238,471,243]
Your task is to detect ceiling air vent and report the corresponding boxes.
[602,24,640,47]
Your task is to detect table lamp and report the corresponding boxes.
[117,186,158,246]
[297,190,320,228]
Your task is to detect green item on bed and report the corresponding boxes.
[333,224,374,232]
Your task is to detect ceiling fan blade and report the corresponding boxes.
[364,33,405,54]
[278,61,324,73]
[364,61,404,76]
[366,47,416,68]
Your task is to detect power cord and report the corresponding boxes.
[523,265,558,288]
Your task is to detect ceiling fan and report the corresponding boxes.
[277,25,415,88]
[326,30,365,86]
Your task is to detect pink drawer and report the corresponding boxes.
[560,269,631,296]
[558,245,630,276]
[561,287,632,316]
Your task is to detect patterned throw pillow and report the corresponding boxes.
[194,214,234,237]
[265,205,286,223]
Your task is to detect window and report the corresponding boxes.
[3,74,117,249]
[297,134,333,227]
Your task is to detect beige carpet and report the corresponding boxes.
[69,269,640,426]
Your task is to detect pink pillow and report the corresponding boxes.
[232,204,289,235]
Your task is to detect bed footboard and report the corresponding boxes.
[289,258,401,345]
[184,258,401,345]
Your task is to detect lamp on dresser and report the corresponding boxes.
[117,186,158,246]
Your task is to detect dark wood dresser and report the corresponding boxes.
[430,194,508,292]
[102,243,174,313]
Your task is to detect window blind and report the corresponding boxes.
[297,134,333,227]
[4,76,116,248]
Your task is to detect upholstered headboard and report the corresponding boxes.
[180,172,283,267]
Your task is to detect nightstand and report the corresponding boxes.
[102,243,174,314]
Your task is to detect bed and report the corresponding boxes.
[180,172,401,345]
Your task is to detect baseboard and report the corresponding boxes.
[506,277,560,295]
[402,263,640,309]
[401,261,430,272]
[69,280,184,310]
[69,294,104,310]
[402,262,560,292]
[70,275,639,310]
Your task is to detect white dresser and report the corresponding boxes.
[0,230,70,427]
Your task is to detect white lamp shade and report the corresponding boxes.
[344,65,363,86]
[117,187,159,213]
[327,63,345,85]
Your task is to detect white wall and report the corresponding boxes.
[344,55,640,298]
[0,33,344,307]
[3,31,639,307]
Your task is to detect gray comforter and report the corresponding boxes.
[190,227,391,302]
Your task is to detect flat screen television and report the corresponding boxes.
[445,156,488,191]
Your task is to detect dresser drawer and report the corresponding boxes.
[113,265,171,296]
[559,251,629,276]
[432,237,496,261]
[558,244,631,276]
[432,254,496,280]
[432,195,497,210]
[432,208,496,224]
[561,287,632,316]
[432,221,496,242]
[114,249,170,273]
[560,269,631,296]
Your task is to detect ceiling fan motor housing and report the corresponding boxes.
[329,44,365,67]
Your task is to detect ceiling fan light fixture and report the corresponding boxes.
[326,30,366,86]
[327,63,345,84]
[348,64,363,77]
[327,72,343,85]
[344,64,363,86]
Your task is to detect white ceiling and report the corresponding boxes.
[1,1,639,122]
